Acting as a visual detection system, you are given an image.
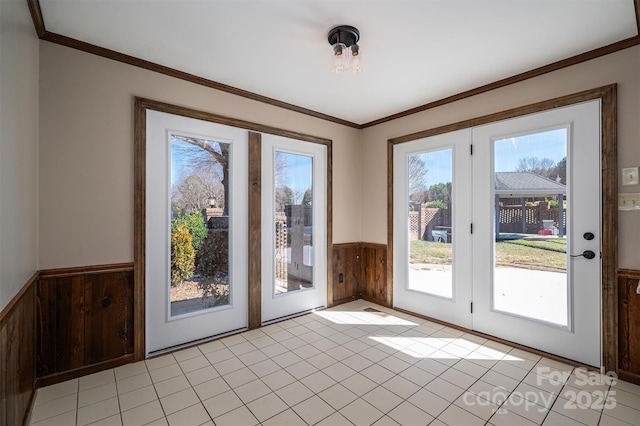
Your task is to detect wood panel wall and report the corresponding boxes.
[359,243,390,307]
[37,264,134,384]
[0,274,37,426]
[332,243,360,305]
[618,269,640,385]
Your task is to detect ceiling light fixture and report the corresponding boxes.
[328,25,361,74]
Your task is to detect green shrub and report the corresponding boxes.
[171,224,195,285]
[195,230,228,278]
[171,210,208,251]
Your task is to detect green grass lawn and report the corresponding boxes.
[410,239,566,272]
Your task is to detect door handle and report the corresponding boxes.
[571,250,596,259]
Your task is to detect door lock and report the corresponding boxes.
[583,232,595,241]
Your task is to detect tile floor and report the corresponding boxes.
[29,300,640,426]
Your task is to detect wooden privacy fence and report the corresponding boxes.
[410,201,566,241]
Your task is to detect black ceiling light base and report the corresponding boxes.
[328,25,360,47]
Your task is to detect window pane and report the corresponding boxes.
[275,151,314,295]
[169,135,230,317]
[493,129,568,326]
[408,149,453,299]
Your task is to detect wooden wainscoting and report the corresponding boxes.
[37,264,134,385]
[332,243,361,305]
[619,269,640,385]
[0,273,38,426]
[359,243,390,307]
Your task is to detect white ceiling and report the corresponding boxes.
[40,0,637,125]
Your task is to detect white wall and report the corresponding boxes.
[361,45,640,270]
[38,42,362,269]
[0,0,39,311]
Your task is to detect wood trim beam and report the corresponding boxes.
[39,263,134,279]
[326,140,334,309]
[26,0,45,38]
[248,132,262,329]
[388,84,618,372]
[133,98,147,362]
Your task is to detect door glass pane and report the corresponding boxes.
[274,151,314,295]
[493,129,568,326]
[408,149,453,298]
[169,134,230,317]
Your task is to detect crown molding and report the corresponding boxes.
[26,0,640,129]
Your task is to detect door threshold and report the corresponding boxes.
[147,326,248,359]
[262,306,326,326]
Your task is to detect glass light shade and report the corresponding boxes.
[331,43,349,74]
[351,52,362,73]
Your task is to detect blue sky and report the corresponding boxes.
[414,128,567,186]
[276,151,313,200]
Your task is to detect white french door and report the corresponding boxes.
[261,134,327,323]
[146,110,248,355]
[472,100,601,366]
[393,100,602,366]
[393,130,472,328]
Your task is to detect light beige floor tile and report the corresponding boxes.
[114,362,148,381]
[541,410,585,425]
[261,409,306,426]
[116,372,152,395]
[211,356,244,375]
[293,344,322,360]
[316,412,352,426]
[160,387,200,415]
[423,377,464,402]
[413,358,448,376]
[35,379,78,405]
[118,384,157,412]
[360,364,396,384]
[325,345,356,361]
[407,388,450,417]
[502,393,549,424]
[323,361,357,382]
[172,347,202,363]
[247,358,281,377]
[79,370,115,391]
[237,349,268,366]
[178,355,210,373]
[318,383,358,410]
[281,336,307,351]
[185,365,219,387]
[149,364,183,383]
[440,366,477,389]
[260,342,290,358]
[438,405,488,426]
[610,379,640,396]
[286,360,319,380]
[204,348,235,365]
[551,395,601,425]
[454,392,501,421]
[523,371,565,395]
[399,365,436,387]
[145,355,176,371]
[489,407,538,426]
[193,376,230,400]
[299,370,337,393]
[387,401,434,426]
[202,390,243,419]
[608,386,640,409]
[276,381,315,407]
[77,396,119,425]
[166,403,210,426]
[377,355,411,374]
[362,386,403,414]
[142,416,168,425]
[340,398,384,426]
[261,368,297,391]
[293,395,335,425]
[467,380,510,406]
[307,352,339,369]
[30,393,78,424]
[599,413,635,425]
[482,370,520,392]
[78,381,117,408]
[213,405,259,426]
[197,339,225,354]
[372,415,401,426]
[220,333,247,348]
[30,409,76,426]
[122,400,164,426]
[272,351,304,368]
[341,372,378,396]
[228,341,256,356]
[88,413,122,426]
[514,382,557,409]
[603,395,640,424]
[246,393,288,422]
[233,378,271,404]
[154,374,191,398]
[223,367,258,388]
